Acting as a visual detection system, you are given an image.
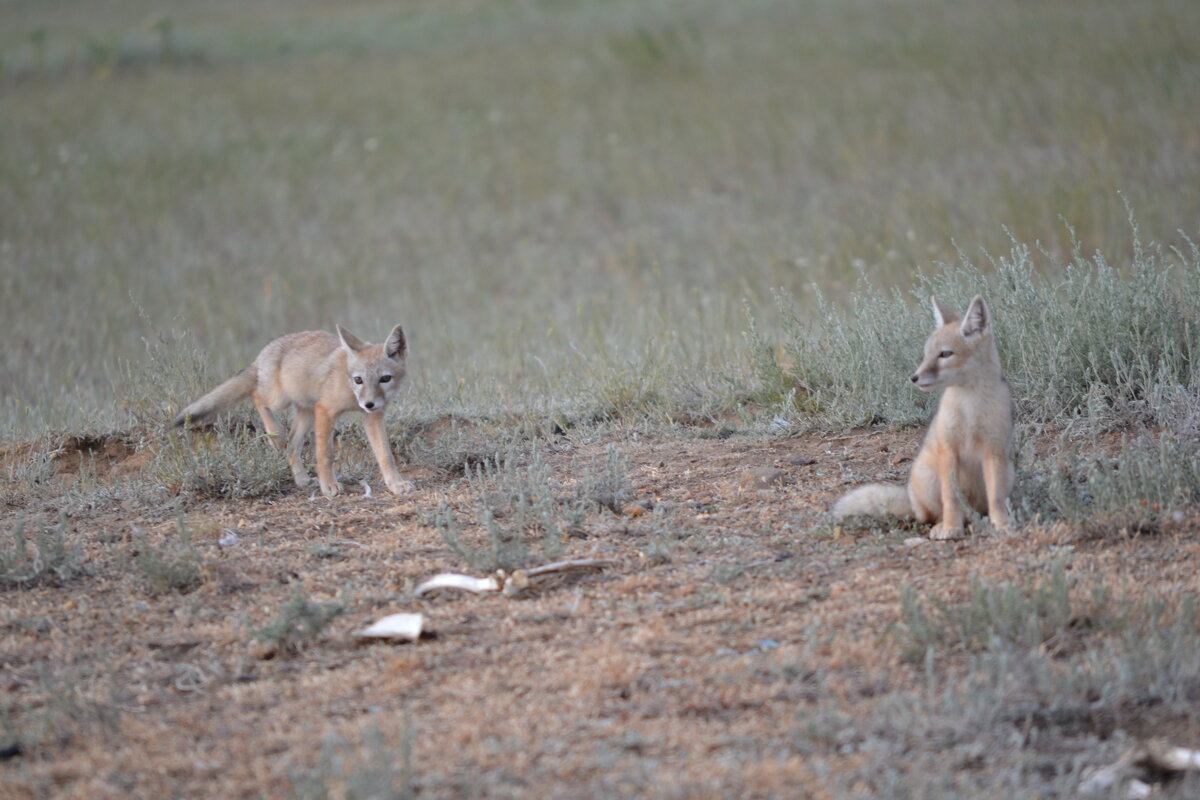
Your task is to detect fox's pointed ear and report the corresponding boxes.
[336,324,367,353]
[959,295,990,338]
[931,297,958,327]
[385,324,407,360]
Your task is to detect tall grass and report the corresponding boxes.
[1,0,1198,437]
[765,220,1200,432]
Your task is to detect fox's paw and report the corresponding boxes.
[385,477,416,495]
[319,481,342,499]
[929,523,964,541]
[292,472,312,489]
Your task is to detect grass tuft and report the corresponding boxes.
[435,446,572,572]
[130,513,203,595]
[252,585,345,657]
[290,723,416,800]
[0,513,86,588]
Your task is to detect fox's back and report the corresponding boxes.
[257,330,338,364]
[253,331,348,408]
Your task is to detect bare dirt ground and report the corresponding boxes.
[3,429,1199,798]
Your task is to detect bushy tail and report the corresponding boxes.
[172,367,257,427]
[832,483,913,520]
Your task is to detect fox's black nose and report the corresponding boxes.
[364,401,375,410]
[910,374,919,383]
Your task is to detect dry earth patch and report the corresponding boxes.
[2,430,1198,798]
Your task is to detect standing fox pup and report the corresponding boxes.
[173,325,414,498]
[833,296,1014,539]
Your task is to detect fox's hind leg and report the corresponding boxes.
[983,452,1014,533]
[286,407,314,489]
[253,395,287,452]
[907,456,941,524]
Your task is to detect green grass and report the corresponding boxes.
[2,0,1198,437]
[855,573,1200,797]
[765,219,1200,430]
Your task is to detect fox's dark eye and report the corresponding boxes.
[938,350,953,359]
[353,376,364,385]
[380,375,392,383]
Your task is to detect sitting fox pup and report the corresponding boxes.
[833,296,1014,539]
[174,325,414,498]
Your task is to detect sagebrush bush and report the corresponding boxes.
[290,723,416,800]
[152,426,293,500]
[764,222,1200,434]
[897,562,1098,662]
[0,514,86,589]
[821,571,1200,797]
[435,443,636,572]
[251,586,345,657]
[436,447,573,572]
[1015,431,1200,531]
[130,514,203,595]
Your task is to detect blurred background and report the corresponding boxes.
[2,0,1198,437]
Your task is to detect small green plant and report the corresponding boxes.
[154,425,293,500]
[896,562,1091,662]
[28,28,47,74]
[0,440,58,509]
[131,513,203,595]
[1013,431,1200,534]
[10,659,121,753]
[575,444,632,513]
[436,446,571,572]
[811,582,1200,796]
[252,586,345,657]
[125,322,291,500]
[290,722,416,800]
[0,513,86,589]
[641,506,679,565]
[150,16,175,63]
[83,35,116,73]
[120,318,222,429]
[607,21,703,79]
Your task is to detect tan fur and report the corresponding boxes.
[174,324,413,498]
[832,295,1014,539]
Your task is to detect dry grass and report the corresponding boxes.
[2,430,1199,798]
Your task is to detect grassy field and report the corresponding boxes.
[2,0,1199,434]
[3,0,1200,797]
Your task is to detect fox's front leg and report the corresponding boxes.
[983,451,1014,533]
[930,449,965,540]
[313,406,340,498]
[362,412,414,495]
